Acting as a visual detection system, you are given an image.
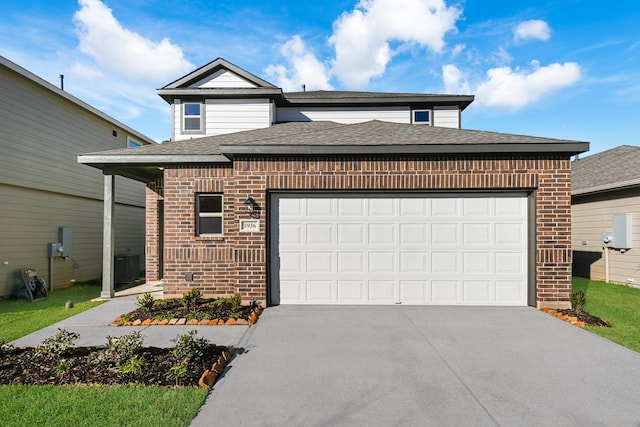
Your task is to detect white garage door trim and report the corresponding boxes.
[270,193,530,306]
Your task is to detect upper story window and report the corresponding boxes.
[127,138,141,148]
[197,194,223,236]
[412,110,431,125]
[183,103,203,132]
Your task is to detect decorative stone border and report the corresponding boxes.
[112,306,263,327]
[199,348,235,388]
[540,307,586,327]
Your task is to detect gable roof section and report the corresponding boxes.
[158,57,282,104]
[1,56,156,146]
[79,120,589,182]
[572,145,640,196]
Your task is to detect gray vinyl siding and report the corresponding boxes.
[0,59,150,296]
[0,184,145,295]
[190,69,257,88]
[433,106,460,128]
[276,106,409,124]
[572,189,640,285]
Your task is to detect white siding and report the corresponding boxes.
[190,69,258,88]
[276,106,410,124]
[0,185,145,295]
[433,106,460,128]
[174,98,272,140]
[572,192,640,285]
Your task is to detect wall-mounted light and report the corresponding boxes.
[243,196,257,217]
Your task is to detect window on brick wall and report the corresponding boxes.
[197,194,223,236]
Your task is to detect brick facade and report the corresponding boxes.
[146,154,572,308]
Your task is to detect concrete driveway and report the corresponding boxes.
[192,305,640,426]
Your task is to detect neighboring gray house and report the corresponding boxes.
[0,56,155,297]
[80,57,588,308]
[572,145,640,285]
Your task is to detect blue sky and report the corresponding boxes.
[1,0,639,154]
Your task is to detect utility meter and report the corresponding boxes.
[603,232,614,248]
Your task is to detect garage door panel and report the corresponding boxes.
[369,280,396,302]
[400,280,428,302]
[400,224,427,244]
[431,280,459,303]
[337,252,365,273]
[306,252,333,273]
[275,195,528,305]
[369,223,395,245]
[337,280,365,302]
[307,280,333,302]
[463,223,491,245]
[463,280,491,302]
[431,198,458,216]
[431,223,459,245]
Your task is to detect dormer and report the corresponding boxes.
[158,58,284,141]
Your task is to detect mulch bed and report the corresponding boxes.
[556,309,611,327]
[115,297,261,326]
[0,344,233,387]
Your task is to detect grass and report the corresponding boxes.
[573,277,640,352]
[0,284,105,342]
[0,385,209,427]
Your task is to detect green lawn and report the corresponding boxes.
[0,385,209,427]
[573,277,640,352]
[0,284,105,342]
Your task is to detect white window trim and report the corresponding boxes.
[183,102,205,134]
[412,109,432,125]
[197,194,223,237]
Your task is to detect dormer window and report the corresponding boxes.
[183,103,203,132]
[412,110,431,125]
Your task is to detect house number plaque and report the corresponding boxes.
[239,219,260,233]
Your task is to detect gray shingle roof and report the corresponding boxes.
[82,120,588,158]
[572,145,640,195]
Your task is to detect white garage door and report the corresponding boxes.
[271,194,528,305]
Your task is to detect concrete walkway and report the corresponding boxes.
[191,305,640,427]
[11,293,248,348]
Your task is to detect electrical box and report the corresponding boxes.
[603,232,614,248]
[613,213,632,249]
[59,227,72,257]
[48,242,63,257]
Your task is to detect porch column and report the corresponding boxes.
[101,170,115,299]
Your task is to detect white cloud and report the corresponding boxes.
[73,0,193,82]
[451,43,465,58]
[442,64,471,94]
[475,61,581,108]
[514,20,551,43]
[265,35,333,92]
[329,0,461,89]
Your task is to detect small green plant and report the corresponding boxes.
[571,290,586,313]
[153,312,174,321]
[137,293,155,309]
[55,359,69,377]
[171,330,210,363]
[187,311,211,321]
[214,293,243,317]
[167,361,189,386]
[180,288,201,309]
[118,354,147,375]
[35,329,79,359]
[120,313,133,323]
[96,331,144,367]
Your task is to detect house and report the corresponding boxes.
[79,57,589,308]
[572,145,640,285]
[0,56,155,298]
